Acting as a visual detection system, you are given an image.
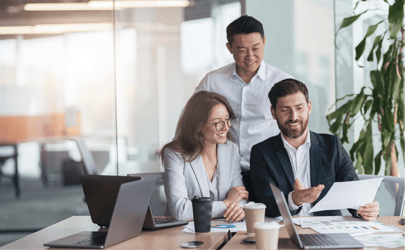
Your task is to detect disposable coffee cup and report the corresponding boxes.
[254,222,281,250]
[192,196,213,233]
[244,202,266,234]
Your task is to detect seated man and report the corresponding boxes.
[250,78,379,221]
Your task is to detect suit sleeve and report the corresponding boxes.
[250,145,301,217]
[229,144,247,207]
[163,149,194,220]
[334,137,360,217]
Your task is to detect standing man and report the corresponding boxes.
[196,15,292,202]
[250,79,380,220]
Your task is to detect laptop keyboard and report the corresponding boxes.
[301,234,338,246]
[154,218,179,224]
[76,234,106,245]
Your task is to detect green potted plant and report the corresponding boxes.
[327,0,404,176]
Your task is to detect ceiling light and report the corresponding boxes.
[0,23,113,35]
[24,1,190,11]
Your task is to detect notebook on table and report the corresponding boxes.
[270,183,364,249]
[43,177,156,249]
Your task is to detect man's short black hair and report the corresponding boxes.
[268,79,309,109]
[226,15,264,45]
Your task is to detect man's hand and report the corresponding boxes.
[223,202,245,222]
[292,178,324,206]
[223,186,248,207]
[358,201,379,221]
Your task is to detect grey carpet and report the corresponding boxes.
[0,177,89,247]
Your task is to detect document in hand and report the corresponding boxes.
[308,178,383,213]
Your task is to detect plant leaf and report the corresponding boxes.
[355,21,383,61]
[388,0,404,39]
[367,35,382,62]
[363,123,374,174]
[381,131,391,150]
[363,99,373,115]
[327,100,353,121]
[337,10,368,34]
[330,115,343,135]
[355,38,367,61]
[350,87,366,116]
[374,150,382,175]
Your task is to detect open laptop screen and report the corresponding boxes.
[270,183,304,248]
[80,175,142,227]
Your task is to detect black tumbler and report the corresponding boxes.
[192,196,213,233]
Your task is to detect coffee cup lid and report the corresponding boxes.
[244,202,266,209]
[192,196,212,202]
[254,222,281,230]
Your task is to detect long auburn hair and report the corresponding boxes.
[160,91,235,163]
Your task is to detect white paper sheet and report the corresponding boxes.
[308,178,383,213]
[309,221,395,234]
[353,233,404,249]
[297,216,351,228]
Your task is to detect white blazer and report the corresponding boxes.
[163,141,247,220]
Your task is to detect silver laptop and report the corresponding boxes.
[127,173,188,229]
[43,178,156,249]
[270,183,364,249]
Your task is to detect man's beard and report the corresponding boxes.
[276,116,309,139]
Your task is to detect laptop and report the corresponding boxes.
[80,175,187,229]
[43,177,156,249]
[127,173,188,229]
[270,183,364,249]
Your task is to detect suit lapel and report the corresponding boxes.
[217,144,229,200]
[273,134,295,189]
[189,155,210,197]
[309,131,321,188]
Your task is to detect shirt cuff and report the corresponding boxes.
[288,191,301,211]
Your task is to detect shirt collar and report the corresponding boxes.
[229,60,266,81]
[280,129,311,150]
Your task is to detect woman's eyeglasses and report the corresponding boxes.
[208,117,236,132]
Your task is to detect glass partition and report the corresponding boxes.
[246,0,335,134]
[0,0,241,246]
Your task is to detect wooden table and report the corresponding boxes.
[1,216,403,249]
[0,216,228,250]
[222,216,404,250]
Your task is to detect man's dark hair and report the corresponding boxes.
[226,15,264,45]
[268,78,309,109]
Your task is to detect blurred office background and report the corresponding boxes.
[0,0,403,246]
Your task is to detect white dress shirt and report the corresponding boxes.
[281,130,313,216]
[196,61,292,170]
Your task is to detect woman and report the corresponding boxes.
[161,91,248,222]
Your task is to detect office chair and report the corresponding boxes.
[72,139,98,175]
[357,174,404,216]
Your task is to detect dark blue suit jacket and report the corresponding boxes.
[250,131,359,217]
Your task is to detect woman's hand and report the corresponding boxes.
[223,186,249,207]
[223,202,245,222]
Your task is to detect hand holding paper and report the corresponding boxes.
[308,178,383,215]
[358,200,380,221]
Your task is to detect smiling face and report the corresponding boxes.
[200,103,231,147]
[271,92,312,139]
[226,32,265,80]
